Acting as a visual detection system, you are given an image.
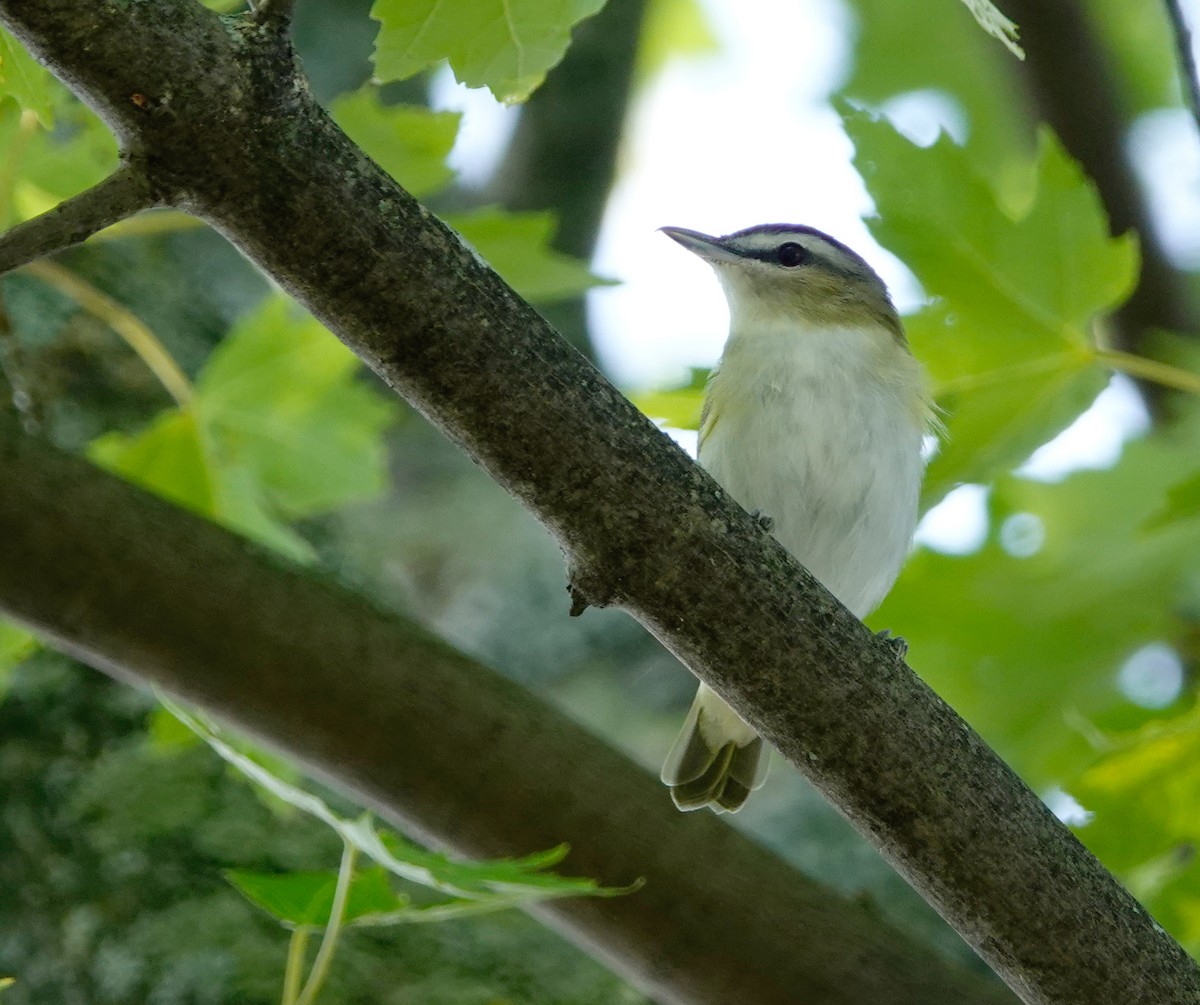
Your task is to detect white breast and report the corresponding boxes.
[699,324,928,619]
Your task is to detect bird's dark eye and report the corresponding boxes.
[777,242,809,267]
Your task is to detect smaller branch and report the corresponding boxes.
[1165,0,1200,138]
[0,164,155,277]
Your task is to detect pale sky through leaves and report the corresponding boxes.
[432,0,1194,550]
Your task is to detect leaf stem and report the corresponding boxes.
[1095,348,1200,395]
[295,840,357,1005]
[23,260,193,406]
[281,927,310,1005]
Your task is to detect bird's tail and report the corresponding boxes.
[660,684,769,813]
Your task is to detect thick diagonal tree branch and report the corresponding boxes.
[1,4,1197,1003]
[0,417,1013,1005]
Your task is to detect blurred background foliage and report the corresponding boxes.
[2,0,1200,1000]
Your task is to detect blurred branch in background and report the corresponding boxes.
[1002,0,1196,365]
[483,0,650,360]
[0,416,1016,1005]
[1164,0,1200,135]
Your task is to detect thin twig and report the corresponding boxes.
[1165,0,1200,138]
[0,164,155,277]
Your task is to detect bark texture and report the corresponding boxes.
[1,3,1198,1004]
[0,417,1013,1005]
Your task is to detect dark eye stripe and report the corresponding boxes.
[729,240,859,279]
[734,245,795,264]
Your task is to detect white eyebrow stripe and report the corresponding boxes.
[727,231,868,278]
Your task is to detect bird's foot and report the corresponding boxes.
[876,629,908,662]
[749,509,775,533]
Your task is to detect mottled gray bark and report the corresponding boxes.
[0,3,1197,1003]
[0,416,1013,1005]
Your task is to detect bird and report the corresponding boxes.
[658,223,934,814]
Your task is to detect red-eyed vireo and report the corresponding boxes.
[658,223,934,814]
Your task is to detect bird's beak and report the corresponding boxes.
[659,226,740,264]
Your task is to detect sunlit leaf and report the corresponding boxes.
[0,29,54,127]
[147,705,202,751]
[845,111,1138,505]
[448,207,613,303]
[330,90,460,197]
[371,0,606,102]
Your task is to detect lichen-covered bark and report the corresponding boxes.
[1,3,1198,1003]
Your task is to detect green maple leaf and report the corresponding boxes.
[371,0,606,102]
